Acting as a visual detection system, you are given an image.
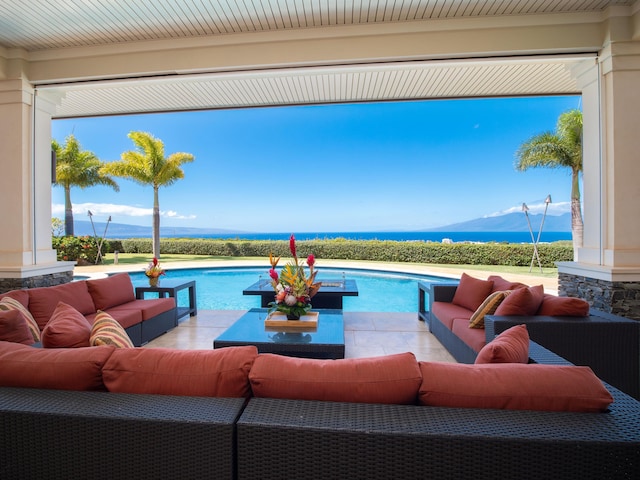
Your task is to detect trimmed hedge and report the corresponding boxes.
[116,238,572,268]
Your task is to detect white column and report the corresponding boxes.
[0,77,73,280]
[558,40,640,283]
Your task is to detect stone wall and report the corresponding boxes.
[0,271,73,294]
[559,272,640,320]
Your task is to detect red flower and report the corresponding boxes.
[289,234,297,258]
[152,257,158,266]
[307,254,315,268]
[269,269,279,282]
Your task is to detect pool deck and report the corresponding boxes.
[75,259,557,362]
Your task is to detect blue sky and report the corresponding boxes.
[52,95,581,233]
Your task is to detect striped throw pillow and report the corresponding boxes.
[468,290,511,329]
[0,296,41,342]
[90,311,134,348]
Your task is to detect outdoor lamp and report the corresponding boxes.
[522,203,529,212]
[545,195,552,204]
[87,210,93,217]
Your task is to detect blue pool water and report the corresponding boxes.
[128,267,450,312]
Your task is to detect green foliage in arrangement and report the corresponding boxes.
[52,235,103,264]
[115,238,573,268]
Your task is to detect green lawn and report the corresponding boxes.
[100,253,557,278]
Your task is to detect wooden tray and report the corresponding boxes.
[264,311,319,328]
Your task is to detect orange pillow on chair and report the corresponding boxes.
[494,285,544,316]
[475,324,529,364]
[451,273,494,312]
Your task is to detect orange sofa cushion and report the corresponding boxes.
[87,273,136,310]
[537,294,590,316]
[451,318,486,353]
[41,302,92,348]
[475,324,529,364]
[0,340,114,391]
[431,302,473,330]
[418,362,613,412]
[27,281,96,330]
[494,284,544,316]
[112,298,175,320]
[0,289,30,308]
[249,352,422,404]
[103,346,258,397]
[488,275,528,293]
[452,273,494,312]
[0,310,35,345]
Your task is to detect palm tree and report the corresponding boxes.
[515,109,583,257]
[52,134,119,236]
[103,131,194,258]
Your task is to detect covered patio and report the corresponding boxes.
[1,1,639,317]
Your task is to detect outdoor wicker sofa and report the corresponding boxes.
[428,279,640,400]
[1,342,639,480]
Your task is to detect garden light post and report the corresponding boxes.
[530,195,552,272]
[522,202,543,273]
[95,215,111,264]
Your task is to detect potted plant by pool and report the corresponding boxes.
[267,235,321,320]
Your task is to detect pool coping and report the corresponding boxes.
[74,258,559,294]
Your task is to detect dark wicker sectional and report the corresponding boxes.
[1,342,639,480]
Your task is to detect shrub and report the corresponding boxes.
[53,235,101,264]
[116,238,572,267]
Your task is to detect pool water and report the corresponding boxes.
[129,267,449,312]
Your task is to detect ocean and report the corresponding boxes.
[169,231,571,244]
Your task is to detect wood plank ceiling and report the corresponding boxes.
[1,1,631,117]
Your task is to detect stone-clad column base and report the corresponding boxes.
[558,272,640,321]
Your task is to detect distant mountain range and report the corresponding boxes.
[425,212,570,233]
[71,212,570,238]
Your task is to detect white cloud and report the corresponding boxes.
[52,202,196,221]
[486,200,571,217]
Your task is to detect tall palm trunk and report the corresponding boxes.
[571,167,583,259]
[153,186,161,258]
[64,185,74,236]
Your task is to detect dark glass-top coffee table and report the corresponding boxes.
[213,308,345,359]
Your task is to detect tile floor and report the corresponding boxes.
[144,310,457,362]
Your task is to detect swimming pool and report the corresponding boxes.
[128,267,450,312]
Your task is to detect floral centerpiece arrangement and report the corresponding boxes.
[145,257,165,287]
[267,234,321,320]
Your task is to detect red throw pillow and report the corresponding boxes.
[418,362,613,412]
[494,285,544,316]
[537,294,589,316]
[41,302,92,348]
[103,346,258,397]
[249,352,422,404]
[0,340,114,391]
[451,273,495,312]
[0,310,35,345]
[475,324,529,364]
